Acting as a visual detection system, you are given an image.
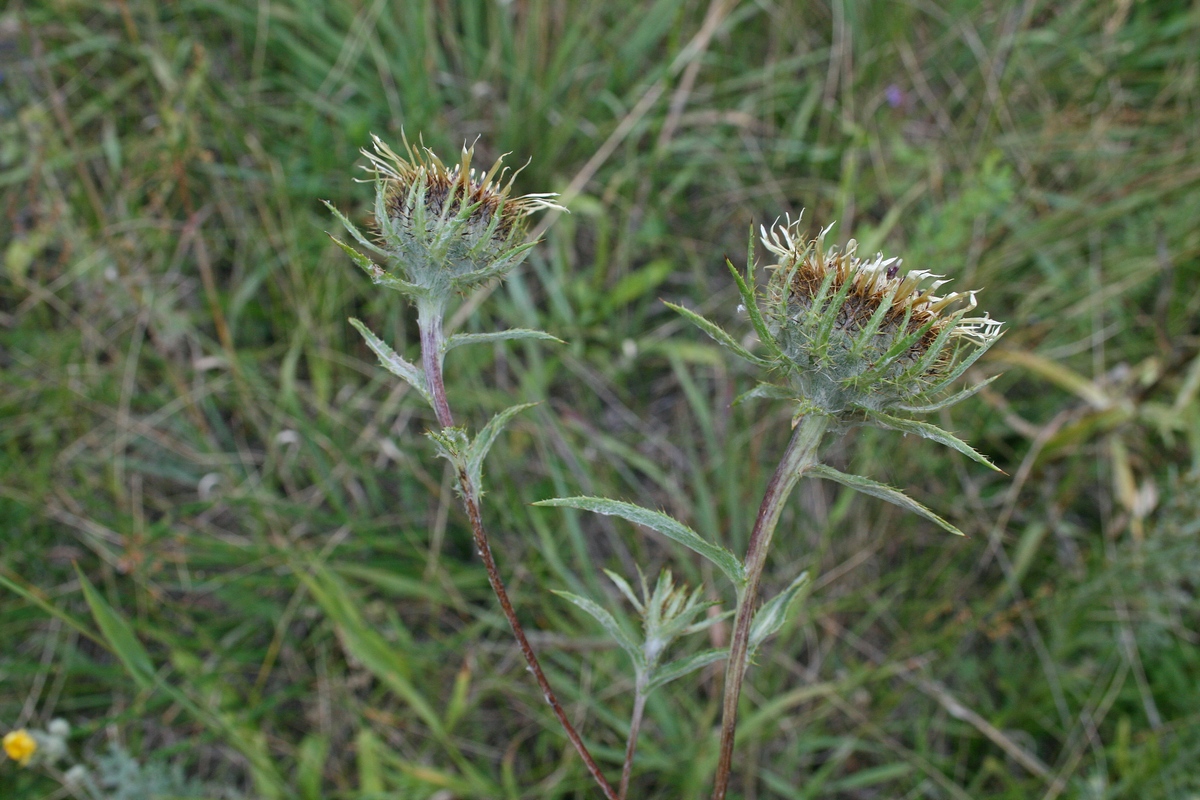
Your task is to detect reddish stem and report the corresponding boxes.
[419,309,618,800]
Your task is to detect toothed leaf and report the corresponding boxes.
[466,403,537,489]
[663,301,770,368]
[647,649,726,691]
[349,318,432,405]
[860,410,1002,472]
[553,590,644,668]
[603,569,645,613]
[323,200,388,257]
[535,497,746,588]
[726,259,785,362]
[807,464,965,536]
[747,571,809,659]
[734,382,798,406]
[445,329,563,352]
[895,375,1000,414]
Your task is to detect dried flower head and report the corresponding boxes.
[758,217,1002,416]
[666,213,1004,469]
[326,134,562,307]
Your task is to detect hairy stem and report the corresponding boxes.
[710,414,829,800]
[419,302,454,427]
[418,312,619,800]
[618,682,649,800]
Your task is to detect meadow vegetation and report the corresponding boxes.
[2,0,1199,797]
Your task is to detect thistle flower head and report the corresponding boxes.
[328,134,562,308]
[367,134,561,292]
[757,216,1003,417]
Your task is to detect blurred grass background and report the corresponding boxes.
[2,0,1199,797]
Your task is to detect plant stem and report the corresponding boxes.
[618,682,648,800]
[418,313,619,800]
[419,302,454,427]
[710,414,829,800]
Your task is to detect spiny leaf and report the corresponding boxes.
[327,235,420,295]
[535,497,746,588]
[807,465,965,536]
[603,568,645,613]
[860,410,1003,473]
[748,571,809,659]
[445,329,563,352]
[662,301,770,368]
[895,375,1000,414]
[466,403,538,489]
[647,649,726,691]
[553,590,645,668]
[734,382,797,406]
[349,318,432,406]
[725,257,785,362]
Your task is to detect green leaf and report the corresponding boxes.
[861,410,1002,472]
[355,730,384,795]
[445,659,473,733]
[929,333,1001,394]
[807,465,965,536]
[895,375,999,414]
[327,234,378,279]
[323,200,388,258]
[296,734,330,800]
[329,235,420,295]
[831,762,913,790]
[603,568,645,613]
[553,590,645,668]
[647,649,726,691]
[748,571,808,659]
[427,427,469,472]
[662,301,770,368]
[536,497,746,588]
[445,329,563,352]
[733,382,797,406]
[0,571,102,646]
[76,567,156,690]
[348,318,432,406]
[466,403,537,489]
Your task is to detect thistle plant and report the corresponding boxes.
[334,134,1003,799]
[327,135,622,798]
[542,216,1002,798]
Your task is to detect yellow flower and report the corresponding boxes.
[3,729,37,766]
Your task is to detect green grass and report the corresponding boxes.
[3,0,1199,797]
